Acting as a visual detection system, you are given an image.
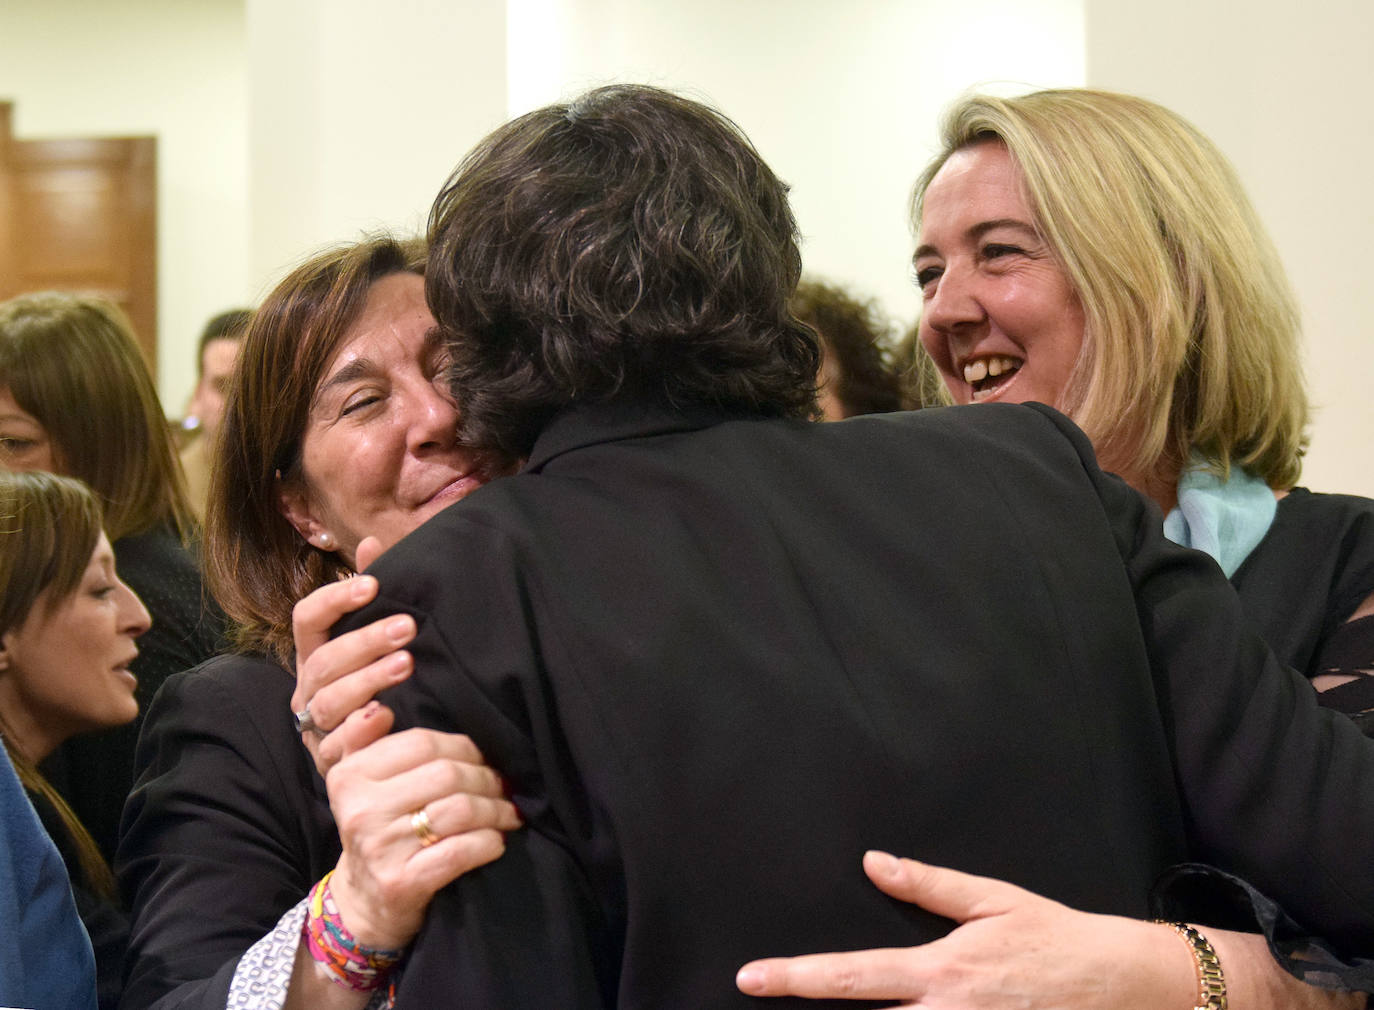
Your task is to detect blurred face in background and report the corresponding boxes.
[0,387,57,473]
[188,336,243,442]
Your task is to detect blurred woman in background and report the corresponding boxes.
[0,292,226,859]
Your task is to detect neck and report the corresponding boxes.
[1112,461,1180,516]
[0,690,59,764]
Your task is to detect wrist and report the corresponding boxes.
[1156,921,1227,1010]
[327,855,418,951]
[302,869,404,994]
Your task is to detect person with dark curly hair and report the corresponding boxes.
[329,83,1374,1010]
[790,278,904,419]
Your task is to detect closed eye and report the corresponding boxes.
[340,393,383,417]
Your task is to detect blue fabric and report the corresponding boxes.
[1163,459,1278,577]
[0,748,97,1010]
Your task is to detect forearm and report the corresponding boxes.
[1208,929,1367,1010]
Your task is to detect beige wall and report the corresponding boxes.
[1086,0,1374,495]
[3,0,1370,498]
[0,0,248,417]
[510,0,1085,337]
[245,0,507,289]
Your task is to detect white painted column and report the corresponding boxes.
[245,0,508,290]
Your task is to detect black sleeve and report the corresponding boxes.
[348,521,619,1009]
[1027,404,1374,964]
[117,661,338,1010]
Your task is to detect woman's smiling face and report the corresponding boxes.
[914,140,1086,410]
[277,272,495,566]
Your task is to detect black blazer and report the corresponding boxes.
[117,654,338,1010]
[344,401,1374,1009]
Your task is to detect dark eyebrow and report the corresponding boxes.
[316,358,376,403]
[913,218,1040,263]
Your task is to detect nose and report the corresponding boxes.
[406,376,461,453]
[117,580,152,638]
[920,261,986,337]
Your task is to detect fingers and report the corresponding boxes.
[341,748,509,816]
[736,948,925,1000]
[355,535,385,572]
[861,850,1026,922]
[405,827,508,891]
[291,609,417,732]
[300,641,413,735]
[291,574,381,677]
[423,787,523,836]
[332,727,494,783]
[316,701,395,775]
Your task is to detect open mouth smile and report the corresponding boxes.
[962,355,1022,401]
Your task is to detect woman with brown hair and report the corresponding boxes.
[119,236,520,1010]
[0,292,226,859]
[0,469,151,1009]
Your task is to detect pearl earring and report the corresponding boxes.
[316,532,334,550]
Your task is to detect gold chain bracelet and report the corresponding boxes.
[1156,920,1228,1010]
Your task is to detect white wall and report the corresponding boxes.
[0,0,248,415]
[508,0,1085,334]
[1086,0,1374,495]
[244,0,507,291]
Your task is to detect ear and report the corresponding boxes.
[276,477,335,551]
[0,634,12,673]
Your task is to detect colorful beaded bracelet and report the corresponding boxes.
[303,869,405,993]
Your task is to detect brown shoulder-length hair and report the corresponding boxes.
[427,84,821,460]
[911,89,1307,491]
[205,236,425,668]
[0,470,118,899]
[0,293,193,541]
[791,278,903,417]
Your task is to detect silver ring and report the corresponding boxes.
[411,808,440,848]
[293,705,325,738]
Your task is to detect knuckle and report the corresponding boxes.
[824,966,864,996]
[448,792,478,826]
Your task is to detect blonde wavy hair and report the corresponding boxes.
[912,89,1307,490]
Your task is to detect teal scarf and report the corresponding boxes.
[1162,459,1277,577]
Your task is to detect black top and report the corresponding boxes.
[1231,487,1374,727]
[117,653,337,1010]
[329,401,1374,1010]
[42,524,227,861]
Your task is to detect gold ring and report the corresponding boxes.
[410,808,440,847]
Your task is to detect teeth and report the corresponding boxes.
[963,355,1019,385]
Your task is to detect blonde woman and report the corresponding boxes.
[742,88,1373,1009]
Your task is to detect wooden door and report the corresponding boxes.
[0,102,158,374]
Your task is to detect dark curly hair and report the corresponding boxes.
[790,278,903,417]
[426,84,821,458]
